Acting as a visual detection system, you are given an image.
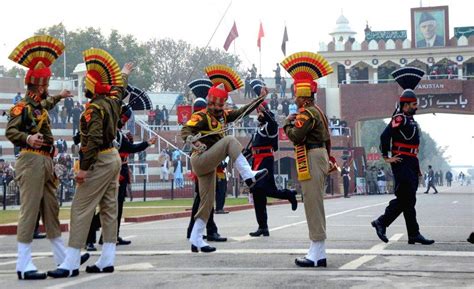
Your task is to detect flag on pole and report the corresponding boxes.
[223,21,239,51]
[257,22,265,51]
[281,26,289,56]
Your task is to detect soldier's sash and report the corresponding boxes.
[295,145,311,181]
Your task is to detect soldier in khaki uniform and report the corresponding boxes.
[282,52,334,268]
[6,35,76,280]
[48,49,133,278]
[181,65,268,253]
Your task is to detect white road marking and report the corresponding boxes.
[339,233,404,270]
[370,233,404,251]
[46,274,109,289]
[122,235,137,240]
[232,201,387,242]
[339,255,377,270]
[115,262,154,271]
[42,263,154,289]
[0,257,44,266]
[452,201,458,204]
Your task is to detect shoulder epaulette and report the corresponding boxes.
[9,101,26,117]
[391,113,406,128]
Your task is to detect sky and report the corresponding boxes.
[0,0,472,166]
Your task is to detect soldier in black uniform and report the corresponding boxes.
[371,67,434,245]
[341,162,351,198]
[247,80,298,237]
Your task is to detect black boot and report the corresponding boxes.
[33,231,47,239]
[294,257,327,268]
[81,253,90,265]
[467,232,474,244]
[85,243,97,251]
[47,268,79,278]
[17,270,47,280]
[191,244,216,253]
[207,232,227,242]
[408,233,435,245]
[289,190,298,211]
[371,220,388,243]
[249,228,270,237]
[86,265,114,273]
[245,169,268,188]
[117,237,131,245]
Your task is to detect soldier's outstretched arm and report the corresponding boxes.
[41,90,73,110]
[109,62,134,101]
[120,135,151,154]
[226,88,268,122]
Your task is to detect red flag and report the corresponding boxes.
[257,22,265,51]
[223,21,239,51]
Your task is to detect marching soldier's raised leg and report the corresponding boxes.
[183,67,269,252]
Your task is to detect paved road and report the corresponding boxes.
[0,184,472,288]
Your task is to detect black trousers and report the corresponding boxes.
[425,181,438,193]
[87,213,100,244]
[250,155,293,229]
[86,182,127,244]
[187,182,218,238]
[251,187,294,229]
[116,182,127,236]
[377,160,420,237]
[343,177,350,197]
[215,179,227,211]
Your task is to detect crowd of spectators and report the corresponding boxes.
[147,105,170,130]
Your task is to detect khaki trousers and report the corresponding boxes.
[191,136,242,222]
[68,149,121,249]
[300,148,329,241]
[15,152,60,243]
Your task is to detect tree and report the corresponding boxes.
[33,25,243,92]
[0,65,26,77]
[35,25,154,90]
[145,38,192,92]
[145,38,242,92]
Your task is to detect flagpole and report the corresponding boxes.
[183,0,232,104]
[233,39,237,72]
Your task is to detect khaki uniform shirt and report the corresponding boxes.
[181,98,264,151]
[283,105,330,146]
[79,74,128,170]
[6,94,62,147]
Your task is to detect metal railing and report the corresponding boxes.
[128,163,149,182]
[329,126,351,136]
[136,119,190,169]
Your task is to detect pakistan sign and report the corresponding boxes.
[454,26,474,39]
[365,30,407,42]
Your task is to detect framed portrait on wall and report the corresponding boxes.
[411,6,449,48]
